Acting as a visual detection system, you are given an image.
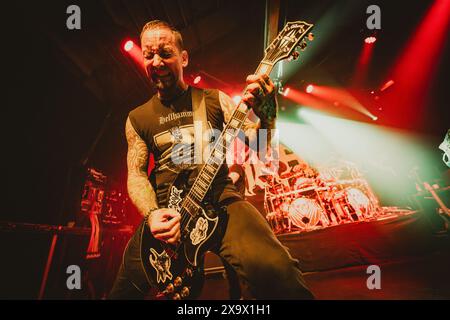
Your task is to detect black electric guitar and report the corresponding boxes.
[140,21,314,300]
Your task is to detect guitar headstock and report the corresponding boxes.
[263,21,314,66]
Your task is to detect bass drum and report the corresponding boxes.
[288,197,324,230]
[333,187,371,221]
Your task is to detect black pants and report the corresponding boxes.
[109,200,314,299]
[221,257,242,299]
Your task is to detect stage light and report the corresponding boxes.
[232,95,242,105]
[122,40,145,70]
[352,32,377,87]
[382,0,450,129]
[193,75,202,84]
[298,106,437,205]
[124,40,134,52]
[380,79,395,92]
[365,36,377,44]
[306,84,314,94]
[283,87,290,97]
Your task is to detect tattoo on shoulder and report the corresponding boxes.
[126,118,148,172]
[125,117,158,215]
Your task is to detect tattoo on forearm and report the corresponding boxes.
[219,91,276,159]
[125,117,158,216]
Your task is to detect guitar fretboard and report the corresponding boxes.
[181,61,275,216]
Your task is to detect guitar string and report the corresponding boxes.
[164,67,266,261]
[177,111,246,231]
[167,106,249,260]
[178,100,251,223]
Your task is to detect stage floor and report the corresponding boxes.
[2,211,448,299]
[201,212,450,299]
[304,250,450,299]
[201,249,450,299]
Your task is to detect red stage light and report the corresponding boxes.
[380,79,395,92]
[283,87,290,97]
[382,0,450,129]
[124,40,134,52]
[193,75,202,84]
[306,84,314,94]
[122,40,145,70]
[365,36,377,44]
[352,35,376,87]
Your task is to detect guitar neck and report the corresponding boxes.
[182,61,275,213]
[179,20,315,215]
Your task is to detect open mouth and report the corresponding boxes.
[153,73,172,83]
[153,69,171,78]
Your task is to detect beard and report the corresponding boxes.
[152,72,177,92]
[151,71,186,101]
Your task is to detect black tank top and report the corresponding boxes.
[129,86,242,207]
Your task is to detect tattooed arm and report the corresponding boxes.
[125,117,181,244]
[125,116,158,216]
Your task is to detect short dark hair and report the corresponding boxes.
[140,20,184,50]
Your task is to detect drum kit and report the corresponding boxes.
[264,162,381,234]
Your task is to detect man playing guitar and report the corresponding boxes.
[109,20,313,300]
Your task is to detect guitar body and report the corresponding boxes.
[140,170,227,300]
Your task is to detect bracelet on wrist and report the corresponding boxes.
[144,207,158,221]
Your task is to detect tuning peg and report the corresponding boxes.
[173,293,181,300]
[181,287,190,298]
[299,41,308,51]
[174,276,183,287]
[164,283,174,294]
[288,51,300,61]
[308,33,314,41]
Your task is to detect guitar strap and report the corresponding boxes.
[191,87,209,164]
